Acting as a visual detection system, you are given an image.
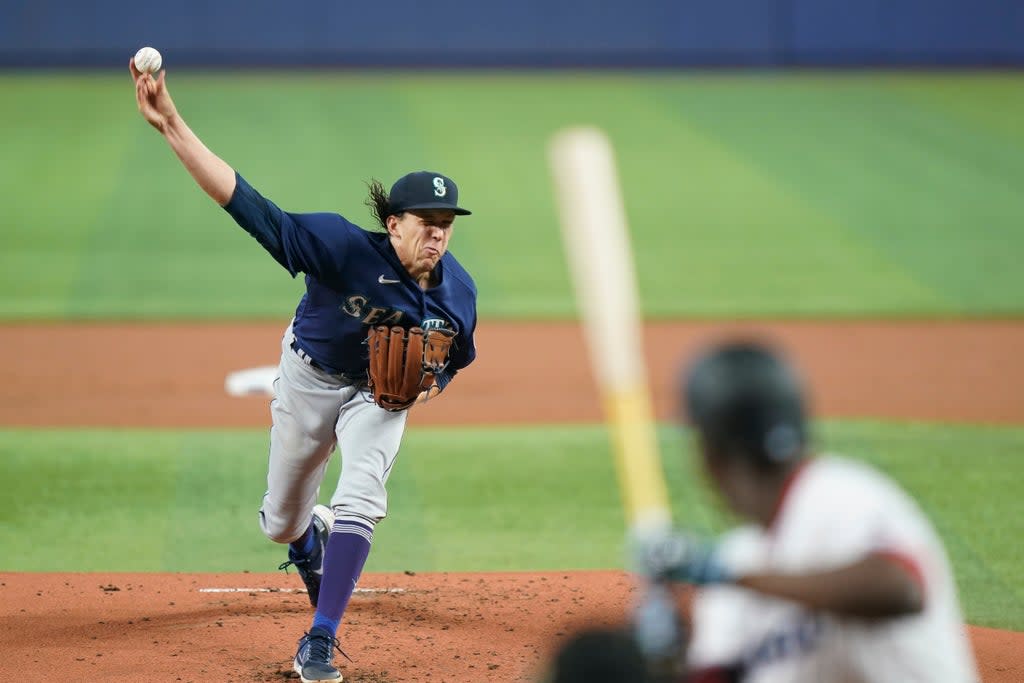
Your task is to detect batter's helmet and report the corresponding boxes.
[682,341,807,468]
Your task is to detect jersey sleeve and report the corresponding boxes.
[781,459,935,596]
[223,172,352,281]
[847,489,933,597]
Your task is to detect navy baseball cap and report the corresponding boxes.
[388,171,472,216]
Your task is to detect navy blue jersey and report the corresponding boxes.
[224,173,477,390]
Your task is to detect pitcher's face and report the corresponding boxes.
[388,209,456,281]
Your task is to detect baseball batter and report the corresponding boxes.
[130,59,477,683]
[636,341,979,683]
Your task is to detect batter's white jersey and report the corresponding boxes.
[687,455,979,683]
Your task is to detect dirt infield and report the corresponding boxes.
[2,320,1023,427]
[1,572,1021,683]
[1,320,1022,682]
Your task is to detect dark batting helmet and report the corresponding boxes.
[681,340,807,468]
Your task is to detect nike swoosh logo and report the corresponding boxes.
[378,274,401,284]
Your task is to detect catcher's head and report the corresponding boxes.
[546,626,651,683]
[680,340,809,522]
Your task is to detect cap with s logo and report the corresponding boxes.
[388,171,472,216]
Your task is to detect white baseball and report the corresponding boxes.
[134,46,162,74]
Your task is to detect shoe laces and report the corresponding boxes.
[278,558,306,572]
[279,546,319,572]
[280,539,322,573]
[303,631,352,663]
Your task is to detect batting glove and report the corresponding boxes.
[634,529,730,586]
[632,581,687,679]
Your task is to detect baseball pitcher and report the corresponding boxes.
[131,59,477,683]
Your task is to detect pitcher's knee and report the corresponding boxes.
[259,507,308,544]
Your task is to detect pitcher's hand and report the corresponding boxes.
[130,58,178,133]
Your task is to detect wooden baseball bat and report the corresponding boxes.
[548,126,671,538]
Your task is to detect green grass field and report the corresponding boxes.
[2,71,1023,318]
[1,71,1022,632]
[1,422,1021,628]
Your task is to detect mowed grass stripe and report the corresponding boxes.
[2,72,1023,319]
[658,74,1024,314]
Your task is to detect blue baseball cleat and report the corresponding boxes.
[293,626,345,683]
[279,504,334,608]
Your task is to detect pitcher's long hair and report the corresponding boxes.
[365,179,393,231]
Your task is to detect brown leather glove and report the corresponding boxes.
[366,326,455,411]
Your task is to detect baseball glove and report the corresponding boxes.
[366,325,455,411]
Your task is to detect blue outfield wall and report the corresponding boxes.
[1,0,1022,67]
